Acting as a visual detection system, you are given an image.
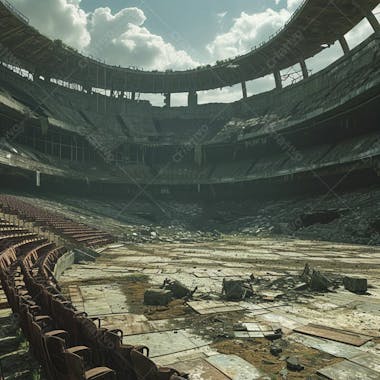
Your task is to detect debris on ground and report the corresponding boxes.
[222,278,254,301]
[143,288,172,306]
[302,264,332,292]
[265,328,283,341]
[343,276,368,294]
[286,356,305,371]
[162,278,197,299]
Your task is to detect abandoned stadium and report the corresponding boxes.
[0,0,380,378]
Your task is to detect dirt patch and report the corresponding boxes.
[62,273,151,315]
[212,339,342,379]
[144,299,196,321]
[119,277,151,315]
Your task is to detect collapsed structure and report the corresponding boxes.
[0,0,378,198]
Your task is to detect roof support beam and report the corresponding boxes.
[339,36,350,55]
[188,91,198,107]
[299,59,309,79]
[164,93,171,108]
[274,70,282,90]
[352,2,380,32]
[241,81,247,99]
[366,9,380,32]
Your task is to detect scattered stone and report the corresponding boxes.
[265,329,283,341]
[286,357,304,371]
[222,278,253,301]
[270,344,283,356]
[144,289,172,306]
[302,264,331,292]
[309,271,331,292]
[162,279,197,299]
[343,276,367,294]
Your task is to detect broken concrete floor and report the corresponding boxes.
[60,237,380,379]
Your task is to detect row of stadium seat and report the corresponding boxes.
[0,195,114,248]
[0,219,187,379]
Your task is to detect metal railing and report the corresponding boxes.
[0,0,29,24]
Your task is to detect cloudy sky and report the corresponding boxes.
[8,0,379,105]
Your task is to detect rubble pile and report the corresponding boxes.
[125,225,220,244]
[35,186,380,247]
[343,276,368,294]
[222,278,254,301]
[218,265,368,305]
[206,188,380,246]
[144,279,196,306]
[162,279,197,299]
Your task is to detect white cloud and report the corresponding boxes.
[9,0,198,71]
[287,0,303,12]
[85,7,197,70]
[10,0,90,50]
[207,8,291,61]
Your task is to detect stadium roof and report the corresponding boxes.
[0,0,378,93]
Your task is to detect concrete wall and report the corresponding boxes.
[53,251,75,281]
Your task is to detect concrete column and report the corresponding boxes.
[241,81,247,99]
[339,36,350,55]
[194,145,202,166]
[353,2,380,32]
[164,93,171,108]
[366,9,380,32]
[188,91,198,107]
[36,171,41,187]
[299,59,309,79]
[131,92,136,101]
[274,70,282,90]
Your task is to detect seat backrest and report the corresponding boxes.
[64,351,85,380]
[130,350,157,380]
[44,335,68,378]
[103,331,121,351]
[131,350,184,380]
[30,321,46,362]
[102,335,138,380]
